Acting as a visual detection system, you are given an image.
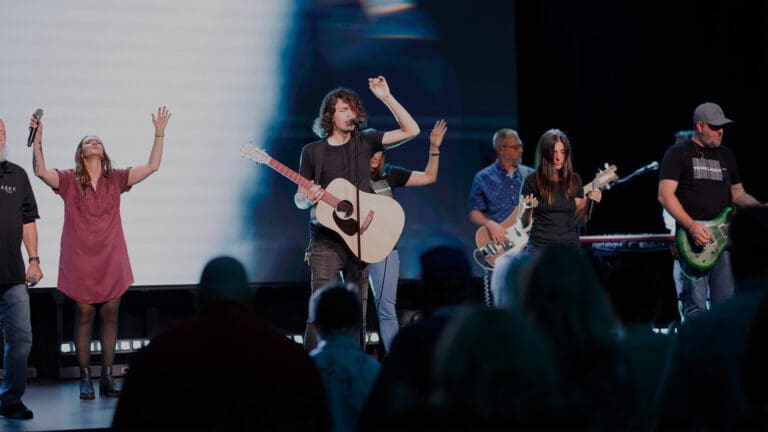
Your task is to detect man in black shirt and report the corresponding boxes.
[0,117,43,420]
[658,102,764,315]
[295,76,420,351]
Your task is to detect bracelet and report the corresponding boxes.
[28,256,40,264]
[430,152,440,156]
[155,135,164,138]
[687,220,695,231]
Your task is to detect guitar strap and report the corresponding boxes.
[314,141,326,185]
[308,142,327,222]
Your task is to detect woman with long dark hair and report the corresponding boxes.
[519,128,601,254]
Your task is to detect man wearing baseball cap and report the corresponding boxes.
[658,102,764,316]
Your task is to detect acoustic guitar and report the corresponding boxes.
[241,143,405,264]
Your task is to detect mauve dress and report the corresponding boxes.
[54,168,134,304]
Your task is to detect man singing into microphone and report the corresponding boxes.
[0,116,42,420]
[295,76,420,351]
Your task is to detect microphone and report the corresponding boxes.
[27,275,38,286]
[349,118,365,128]
[634,161,658,174]
[27,108,44,147]
[644,161,659,171]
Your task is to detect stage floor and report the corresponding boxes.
[1,379,118,432]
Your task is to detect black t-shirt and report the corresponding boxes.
[659,139,740,224]
[521,173,584,249]
[370,164,412,199]
[298,129,385,240]
[0,161,40,285]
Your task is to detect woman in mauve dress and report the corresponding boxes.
[30,106,171,399]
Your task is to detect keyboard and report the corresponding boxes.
[580,234,674,252]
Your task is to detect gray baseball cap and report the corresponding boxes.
[693,102,734,127]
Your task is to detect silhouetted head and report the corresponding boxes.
[420,246,473,314]
[198,256,250,311]
[491,253,533,309]
[521,244,618,353]
[432,306,559,428]
[309,281,361,338]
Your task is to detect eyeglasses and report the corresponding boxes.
[501,144,524,150]
[706,123,724,131]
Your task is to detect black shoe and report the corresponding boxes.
[80,366,95,400]
[0,402,34,420]
[99,372,122,397]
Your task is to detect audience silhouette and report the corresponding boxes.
[112,256,329,430]
[742,294,768,428]
[489,252,532,309]
[430,306,560,429]
[520,244,635,429]
[308,281,381,432]
[604,261,671,431]
[108,206,767,431]
[655,206,768,429]
[358,245,475,430]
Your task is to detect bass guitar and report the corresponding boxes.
[676,206,732,271]
[241,143,405,264]
[473,164,618,270]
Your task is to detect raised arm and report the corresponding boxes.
[30,116,59,189]
[368,76,421,148]
[405,119,446,186]
[128,106,171,187]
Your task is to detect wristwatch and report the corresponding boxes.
[28,256,40,264]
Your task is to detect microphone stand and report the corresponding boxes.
[352,124,367,350]
[608,162,659,189]
[581,162,656,236]
[580,180,598,236]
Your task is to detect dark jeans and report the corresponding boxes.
[677,251,735,316]
[0,284,32,407]
[304,235,369,351]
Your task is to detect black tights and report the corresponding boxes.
[74,298,121,371]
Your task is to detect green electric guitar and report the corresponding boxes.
[676,206,733,271]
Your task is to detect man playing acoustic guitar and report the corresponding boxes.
[295,76,419,351]
[659,102,764,316]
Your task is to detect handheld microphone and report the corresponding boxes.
[27,275,38,286]
[27,108,44,147]
[349,118,365,128]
